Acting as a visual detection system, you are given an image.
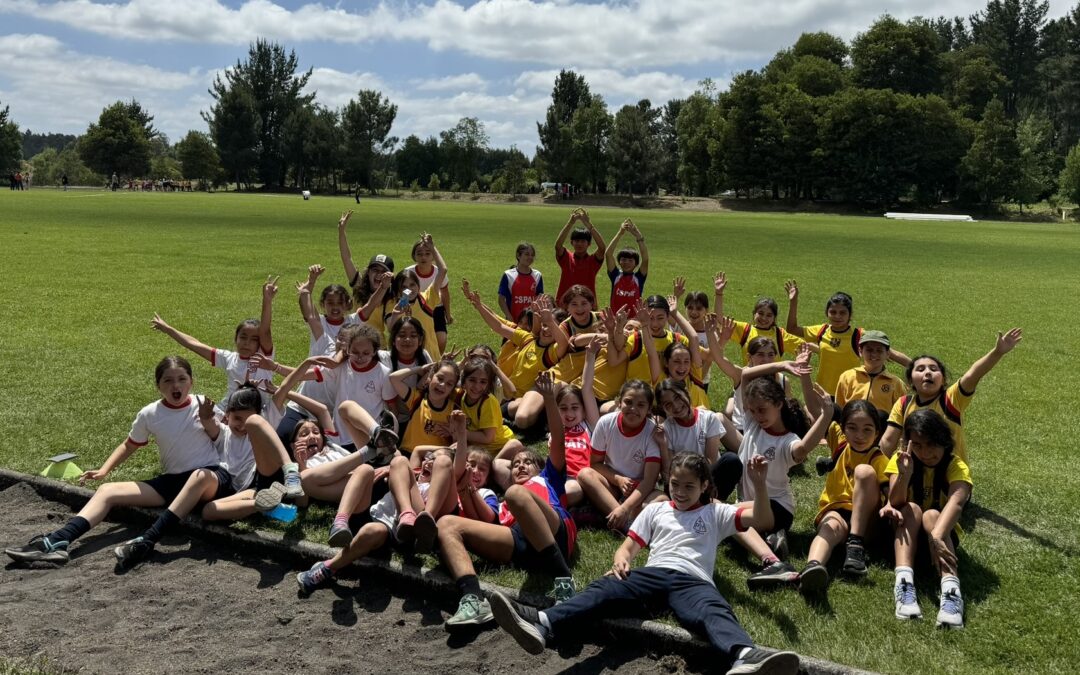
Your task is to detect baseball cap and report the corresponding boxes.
[859,330,890,348]
[368,254,395,272]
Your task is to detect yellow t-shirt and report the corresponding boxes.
[459,391,516,453]
[574,346,627,402]
[502,329,549,399]
[884,452,972,511]
[887,381,974,462]
[548,313,600,384]
[730,320,804,362]
[804,324,862,395]
[687,363,710,409]
[816,425,889,524]
[400,389,455,451]
[384,288,442,360]
[834,366,906,414]
[624,329,688,384]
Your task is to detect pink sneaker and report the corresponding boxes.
[395,510,417,544]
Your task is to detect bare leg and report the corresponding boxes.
[327,523,391,571]
[436,515,515,579]
[424,455,457,518]
[894,503,923,568]
[575,467,620,516]
[504,485,561,550]
[512,390,545,429]
[807,512,849,563]
[76,482,167,528]
[849,464,879,538]
[388,455,424,513]
[337,464,377,515]
[337,401,378,447]
[564,479,584,507]
[201,490,258,521]
[246,414,291,476]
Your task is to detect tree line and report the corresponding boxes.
[6,0,1080,208]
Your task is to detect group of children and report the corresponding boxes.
[5,207,1023,674]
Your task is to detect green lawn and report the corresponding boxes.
[1,190,1077,674]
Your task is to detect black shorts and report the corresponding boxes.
[770,500,794,532]
[141,465,223,504]
[433,305,447,333]
[510,518,570,570]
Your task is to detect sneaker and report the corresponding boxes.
[765,529,788,560]
[815,456,834,476]
[747,561,798,590]
[370,412,400,457]
[5,535,70,565]
[395,511,417,544]
[727,647,800,674]
[283,470,304,500]
[296,561,333,596]
[413,511,437,555]
[328,522,353,548]
[254,482,287,513]
[797,562,829,595]
[550,576,575,604]
[445,593,494,627]
[894,580,922,620]
[936,590,965,629]
[114,536,155,570]
[841,542,867,578]
[489,591,548,654]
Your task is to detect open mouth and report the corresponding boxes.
[171,391,183,401]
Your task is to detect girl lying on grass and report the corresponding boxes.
[488,452,801,675]
[880,409,972,629]
[437,372,578,628]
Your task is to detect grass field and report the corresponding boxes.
[1,190,1078,674]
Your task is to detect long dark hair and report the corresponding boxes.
[743,376,809,437]
[389,317,430,370]
[669,452,716,505]
[904,409,955,507]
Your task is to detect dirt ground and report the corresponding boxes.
[0,481,692,675]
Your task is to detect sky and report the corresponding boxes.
[1,0,1074,156]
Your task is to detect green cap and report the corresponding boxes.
[859,330,890,348]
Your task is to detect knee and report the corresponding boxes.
[504,484,528,507]
[242,414,267,433]
[436,515,465,542]
[712,453,742,478]
[390,454,411,470]
[576,467,598,485]
[901,502,922,523]
[922,509,940,530]
[432,454,453,472]
[337,401,359,418]
[853,463,877,484]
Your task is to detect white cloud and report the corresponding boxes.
[412,73,488,93]
[4,0,1073,68]
[515,68,702,106]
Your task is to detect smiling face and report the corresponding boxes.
[685,301,707,325]
[428,364,458,402]
[668,466,706,510]
[394,322,421,359]
[412,243,434,266]
[467,451,492,489]
[619,388,652,428]
[567,294,593,321]
[647,308,668,337]
[367,264,388,288]
[860,341,888,372]
[321,292,350,322]
[827,303,851,330]
[843,409,878,452]
[517,247,535,268]
[666,348,692,381]
[157,366,192,404]
[618,255,637,273]
[745,395,782,430]
[463,369,490,404]
[753,306,776,330]
[557,393,585,428]
[748,343,778,366]
[347,337,377,369]
[511,451,542,485]
[292,420,324,456]
[907,431,946,467]
[234,326,261,358]
[910,357,944,398]
[658,388,691,422]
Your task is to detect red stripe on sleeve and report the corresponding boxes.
[313,367,324,383]
[735,506,748,532]
[126,437,148,448]
[644,456,661,463]
[210,348,218,366]
[627,530,648,548]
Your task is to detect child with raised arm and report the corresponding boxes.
[605,218,648,317]
[676,275,717,392]
[458,357,525,487]
[707,314,793,432]
[880,409,972,628]
[382,266,444,360]
[151,277,278,412]
[554,209,607,305]
[715,274,804,363]
[879,328,1023,461]
[498,242,544,322]
[784,280,911,395]
[488,452,800,675]
[404,232,452,353]
[337,210,394,332]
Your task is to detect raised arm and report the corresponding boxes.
[958,328,1022,393]
[536,372,565,471]
[713,272,727,319]
[742,456,775,532]
[795,345,822,419]
[791,397,834,463]
[150,313,214,362]
[740,357,811,386]
[605,221,628,272]
[259,275,278,355]
[425,233,450,291]
[784,279,806,338]
[582,210,607,260]
[706,314,743,384]
[539,300,570,354]
[887,448,914,508]
[337,210,359,285]
[390,363,432,400]
[298,266,323,338]
[554,210,579,257]
[669,303,701,369]
[581,337,604,428]
[356,271,392,322]
[462,278,515,340]
[630,220,648,276]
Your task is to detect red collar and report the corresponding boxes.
[674,408,699,427]
[350,359,379,373]
[669,500,706,512]
[617,413,646,437]
[325,315,345,326]
[162,396,192,410]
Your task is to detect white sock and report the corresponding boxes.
[895,566,914,587]
[368,421,380,437]
[283,462,299,474]
[941,575,961,596]
[736,647,752,660]
[537,611,551,631]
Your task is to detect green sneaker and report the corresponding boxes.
[445,593,494,627]
[549,576,575,604]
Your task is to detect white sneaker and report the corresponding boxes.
[936,589,964,629]
[894,580,922,620]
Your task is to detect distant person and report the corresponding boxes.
[24,171,31,190]
[14,171,23,190]
[604,218,648,317]
[61,173,69,191]
[111,172,119,191]
[553,208,606,305]
[498,242,543,322]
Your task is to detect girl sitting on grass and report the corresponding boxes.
[458,357,525,489]
[5,357,221,567]
[337,210,393,333]
[487,452,800,675]
[880,409,972,629]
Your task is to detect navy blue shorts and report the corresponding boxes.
[510,518,571,569]
[433,305,447,333]
[770,500,794,532]
[141,465,223,504]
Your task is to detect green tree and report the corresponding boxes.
[721,71,778,196]
[608,101,661,195]
[969,0,1048,115]
[657,98,684,194]
[792,31,849,66]
[941,46,1008,119]
[78,100,152,178]
[536,70,591,182]
[0,101,21,174]
[570,94,612,193]
[308,107,343,192]
[1038,8,1080,154]
[176,130,221,183]
[1056,140,1080,204]
[851,15,943,95]
[341,90,397,193]
[440,117,488,188]
[396,135,441,188]
[785,55,847,97]
[428,172,441,191]
[676,91,723,196]
[502,149,527,196]
[905,94,970,204]
[962,98,1020,207]
[1014,112,1057,210]
[207,40,313,186]
[206,85,261,189]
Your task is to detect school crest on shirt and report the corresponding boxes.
[828,338,841,348]
[424,419,435,434]
[633,449,645,464]
[692,516,707,534]
[882,384,892,393]
[365,381,376,394]
[762,446,777,462]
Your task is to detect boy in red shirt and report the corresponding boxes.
[554,209,606,306]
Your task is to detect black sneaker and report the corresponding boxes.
[841,542,868,578]
[5,535,70,565]
[369,411,400,458]
[489,591,549,655]
[114,536,155,570]
[798,562,829,595]
[727,647,800,674]
[815,456,834,476]
[747,560,798,590]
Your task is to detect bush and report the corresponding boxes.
[490,176,507,194]
[428,173,441,192]
[410,179,420,194]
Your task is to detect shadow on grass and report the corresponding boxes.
[963,501,1077,557]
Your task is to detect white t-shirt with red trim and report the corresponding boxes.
[315,359,396,446]
[590,412,660,481]
[404,264,449,294]
[313,314,357,353]
[127,395,220,475]
[211,347,276,411]
[215,404,284,491]
[627,500,747,584]
[663,408,723,457]
[737,418,800,514]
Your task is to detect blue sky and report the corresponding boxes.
[1,0,1073,155]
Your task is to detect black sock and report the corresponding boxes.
[538,543,573,578]
[457,574,482,597]
[142,510,180,544]
[49,516,91,544]
[848,535,864,548]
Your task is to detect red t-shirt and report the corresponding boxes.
[563,421,593,479]
[556,248,602,304]
[609,269,647,317]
